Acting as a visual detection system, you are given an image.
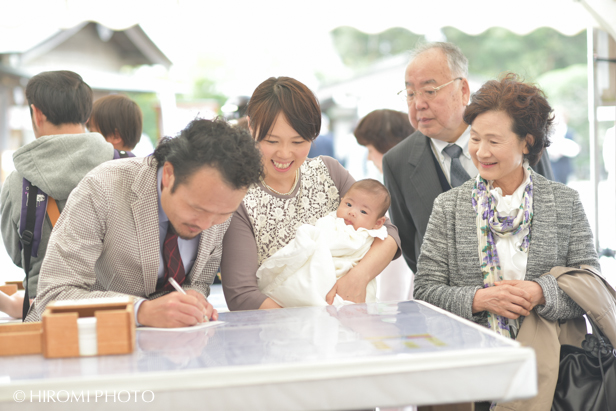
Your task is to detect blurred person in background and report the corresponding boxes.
[1,70,116,318]
[221,76,401,311]
[222,95,250,120]
[354,109,413,173]
[87,94,142,155]
[547,109,580,184]
[308,114,336,159]
[233,117,250,130]
[354,109,415,301]
[602,126,615,182]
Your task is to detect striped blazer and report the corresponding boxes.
[414,171,599,328]
[26,156,228,321]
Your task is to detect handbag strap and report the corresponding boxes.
[587,317,615,411]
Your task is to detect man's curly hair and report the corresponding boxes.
[154,118,263,191]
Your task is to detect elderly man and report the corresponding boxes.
[26,118,263,327]
[383,42,553,273]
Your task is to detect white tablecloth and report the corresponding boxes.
[0,301,536,410]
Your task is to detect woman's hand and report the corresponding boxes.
[325,266,371,304]
[472,284,533,319]
[496,280,546,310]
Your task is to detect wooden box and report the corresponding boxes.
[0,322,43,356]
[4,281,24,290]
[42,297,136,358]
[0,284,18,296]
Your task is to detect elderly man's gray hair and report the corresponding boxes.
[409,42,469,79]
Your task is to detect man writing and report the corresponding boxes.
[26,118,263,327]
[383,42,553,273]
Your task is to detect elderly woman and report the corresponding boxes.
[414,73,599,409]
[221,77,401,311]
[414,73,598,338]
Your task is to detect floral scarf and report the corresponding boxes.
[471,163,534,339]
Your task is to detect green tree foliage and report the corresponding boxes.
[125,92,160,146]
[192,77,227,109]
[331,26,423,68]
[442,27,586,81]
[330,26,586,81]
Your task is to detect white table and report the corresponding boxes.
[0,301,536,410]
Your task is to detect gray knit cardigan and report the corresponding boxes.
[414,171,600,328]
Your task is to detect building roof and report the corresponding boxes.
[0,21,171,69]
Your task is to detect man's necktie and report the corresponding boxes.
[443,144,471,188]
[158,225,186,292]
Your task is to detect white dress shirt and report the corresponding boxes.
[430,126,478,183]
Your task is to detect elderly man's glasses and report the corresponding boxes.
[397,78,463,102]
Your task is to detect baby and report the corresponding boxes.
[257,179,390,307]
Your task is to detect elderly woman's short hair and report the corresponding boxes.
[354,109,414,154]
[463,73,554,166]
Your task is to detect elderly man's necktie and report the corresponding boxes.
[443,144,471,187]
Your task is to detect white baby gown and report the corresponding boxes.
[256,212,388,307]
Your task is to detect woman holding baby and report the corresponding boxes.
[221,77,401,311]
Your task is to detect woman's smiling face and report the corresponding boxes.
[255,112,311,189]
[469,110,531,194]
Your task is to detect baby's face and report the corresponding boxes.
[336,189,385,231]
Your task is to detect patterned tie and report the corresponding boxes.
[443,144,471,187]
[158,225,186,292]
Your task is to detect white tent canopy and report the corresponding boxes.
[2,0,610,97]
[0,0,603,36]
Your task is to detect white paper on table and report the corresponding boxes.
[137,320,225,332]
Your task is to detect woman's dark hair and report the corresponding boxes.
[463,73,553,166]
[25,70,92,125]
[246,77,321,142]
[87,94,143,150]
[354,109,414,154]
[153,118,263,191]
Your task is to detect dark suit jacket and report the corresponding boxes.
[382,129,554,272]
